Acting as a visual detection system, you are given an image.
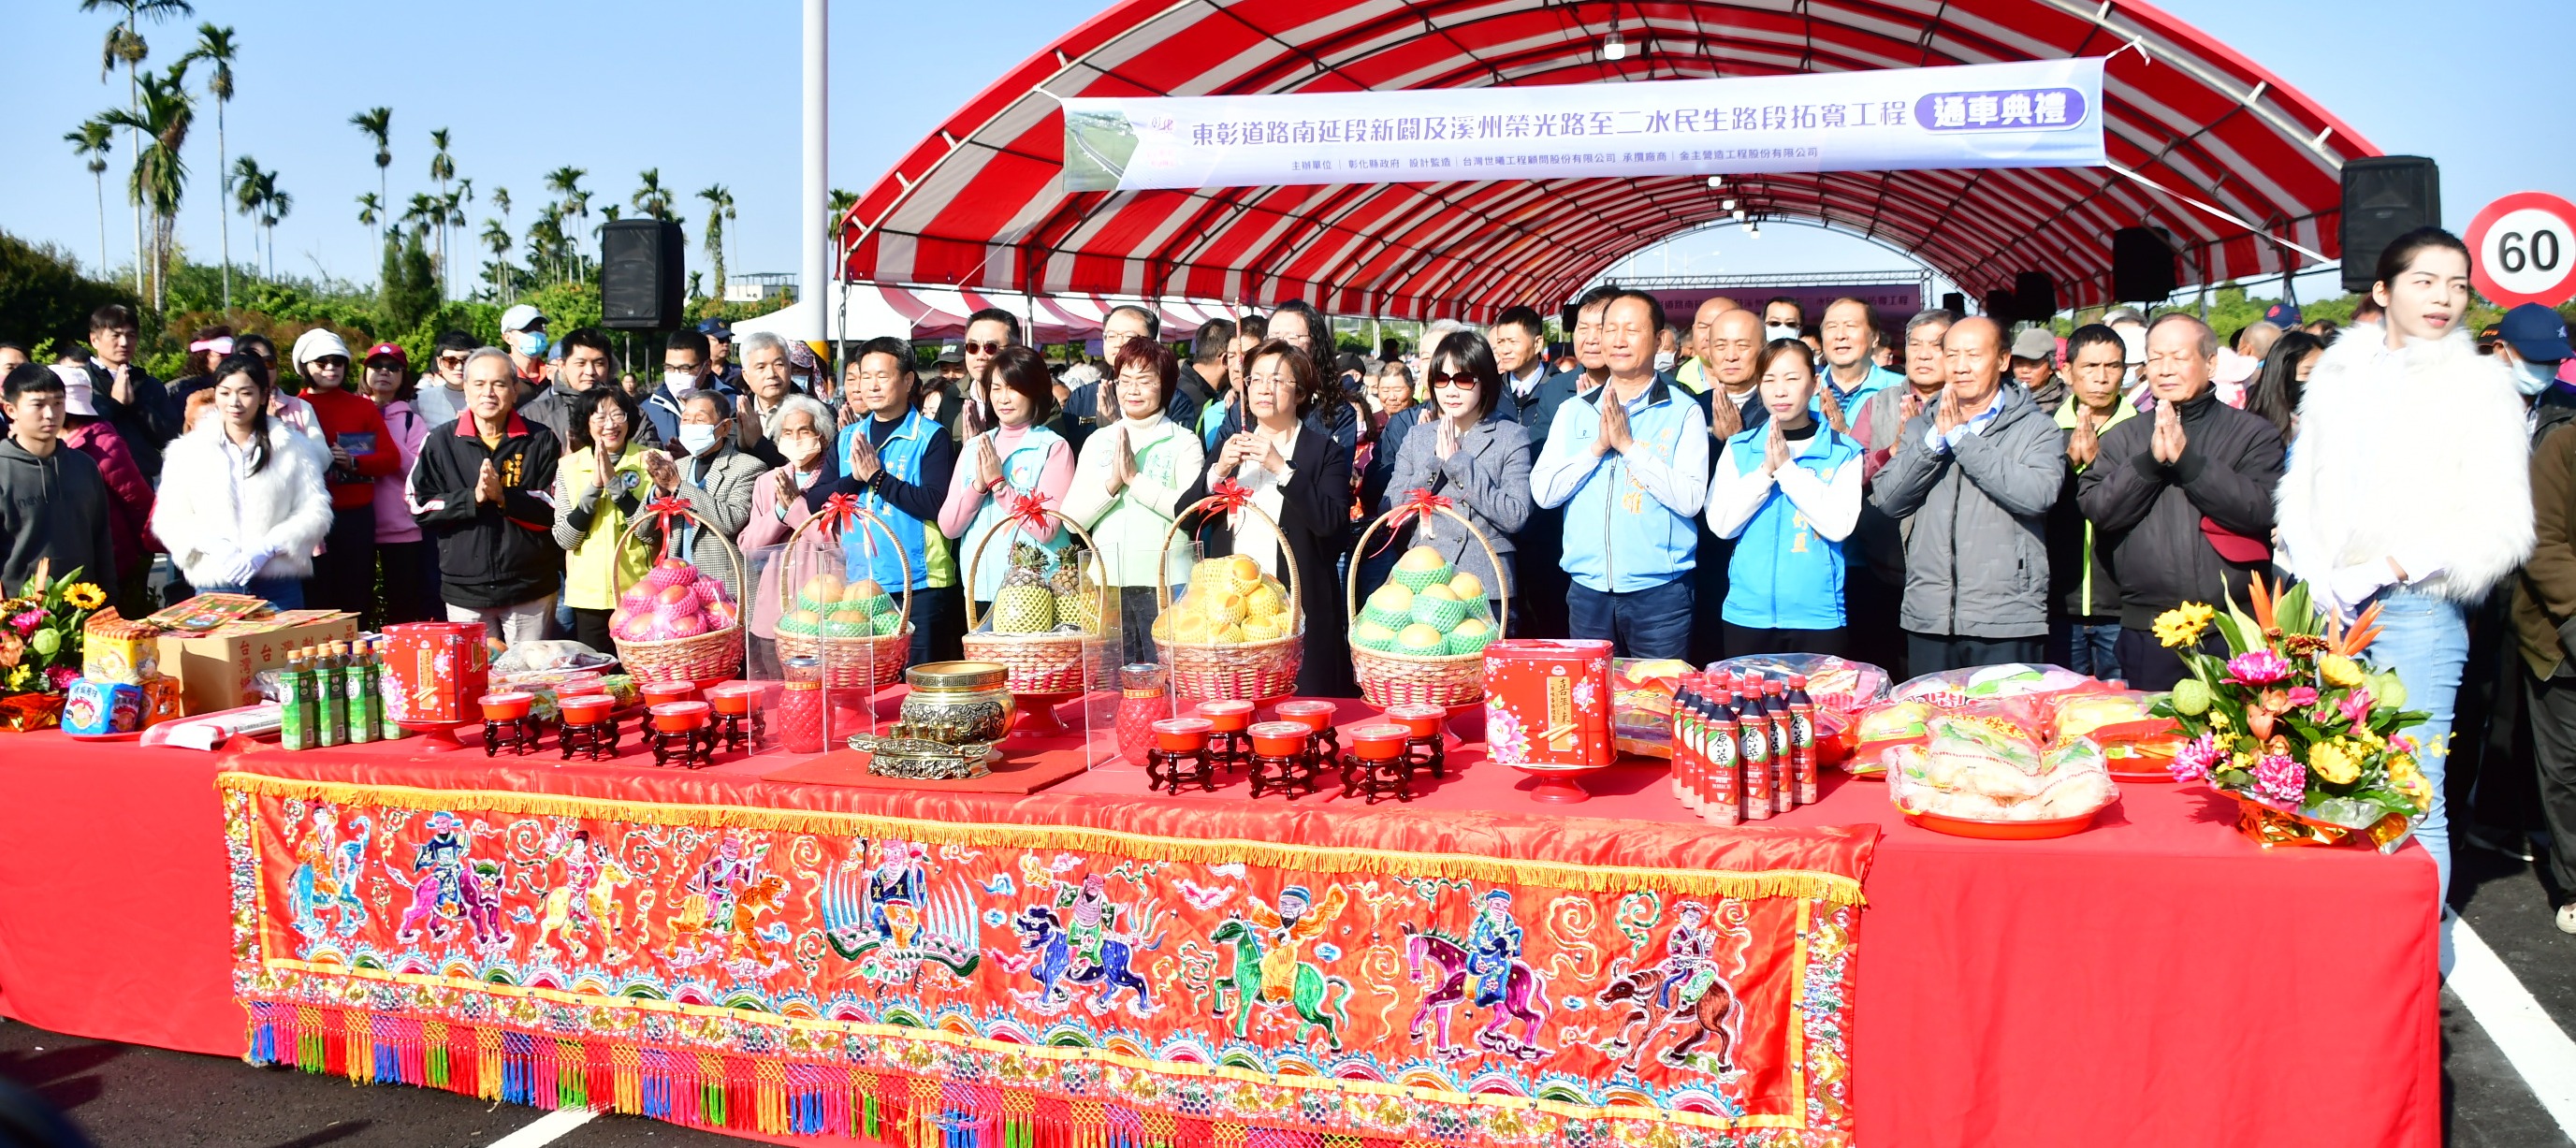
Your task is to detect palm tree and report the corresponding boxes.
[81,0,194,297]
[257,171,290,277]
[525,204,566,284]
[428,127,455,294]
[232,155,283,277]
[481,218,514,302]
[543,166,588,281]
[696,184,735,300]
[349,106,392,248]
[632,168,674,223]
[65,119,115,273]
[99,59,194,310]
[234,154,265,270]
[355,191,381,233]
[439,188,469,297]
[183,22,236,312]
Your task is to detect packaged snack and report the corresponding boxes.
[1890,662,2100,706]
[1847,699,1936,775]
[1887,715,2117,824]
[2051,690,2180,748]
[1710,654,1890,718]
[1612,658,1696,757]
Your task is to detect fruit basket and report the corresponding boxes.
[960,499,1112,695]
[774,496,916,690]
[1346,492,1508,708]
[1152,491,1303,701]
[607,500,748,686]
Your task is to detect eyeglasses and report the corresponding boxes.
[963,341,1008,356]
[1427,371,1477,390]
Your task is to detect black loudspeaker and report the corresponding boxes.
[2341,155,2440,293]
[1941,291,1965,315]
[2014,271,2058,320]
[1983,289,2018,320]
[600,219,687,329]
[2112,226,2178,302]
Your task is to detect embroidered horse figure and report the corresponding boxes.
[1210,916,1352,1049]
[1404,923,1550,1061]
[536,859,633,961]
[1013,905,1157,1015]
[1593,899,1752,1073]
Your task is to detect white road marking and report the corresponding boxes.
[2452,922,2576,1141]
[485,1107,597,1148]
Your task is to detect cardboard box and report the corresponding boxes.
[156,611,357,713]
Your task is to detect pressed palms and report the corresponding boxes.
[696,183,735,299]
[65,119,115,273]
[350,106,392,248]
[99,59,195,310]
[81,0,194,296]
[183,21,237,313]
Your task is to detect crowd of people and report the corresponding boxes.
[3,225,2574,946]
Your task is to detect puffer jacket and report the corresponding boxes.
[2075,389,2284,628]
[1870,383,2067,638]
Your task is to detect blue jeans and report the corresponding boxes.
[2051,618,2121,680]
[2363,589,2467,975]
[196,575,305,610]
[1566,575,1693,661]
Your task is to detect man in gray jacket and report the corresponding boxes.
[1870,316,2068,672]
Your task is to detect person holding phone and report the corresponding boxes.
[290,329,398,619]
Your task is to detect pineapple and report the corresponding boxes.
[992,542,1057,633]
[1052,553,1099,633]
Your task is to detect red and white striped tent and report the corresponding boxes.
[729,283,1243,346]
[840,0,2376,321]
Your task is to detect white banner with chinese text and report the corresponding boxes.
[1063,58,2104,193]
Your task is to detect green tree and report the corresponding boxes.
[81,0,195,298]
[631,168,676,224]
[64,118,115,274]
[542,166,587,282]
[381,227,437,334]
[349,106,392,250]
[0,227,143,353]
[696,183,735,300]
[98,59,194,311]
[480,217,515,303]
[182,22,236,314]
[428,127,455,296]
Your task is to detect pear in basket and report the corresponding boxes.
[1395,622,1447,654]
[1172,613,1215,644]
[1244,582,1288,621]
[993,542,1057,633]
[1210,622,1246,645]
[1392,545,1455,591]
[1446,617,1493,656]
[1242,614,1286,643]
[1352,618,1399,651]
[1220,554,1262,593]
[1206,589,1250,624]
[1409,584,1468,630]
[1363,583,1413,628]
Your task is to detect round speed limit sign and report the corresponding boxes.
[2467,191,2576,308]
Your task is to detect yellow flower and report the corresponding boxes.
[2310,741,2359,785]
[64,584,105,611]
[2389,755,2427,802]
[2154,603,2216,648]
[2316,653,2365,689]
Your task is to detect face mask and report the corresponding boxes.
[2513,356,2561,397]
[1652,351,1677,371]
[677,424,719,456]
[662,370,697,393]
[1765,324,1798,342]
[781,436,823,467]
[517,331,549,358]
[791,373,813,393]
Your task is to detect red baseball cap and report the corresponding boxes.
[363,342,408,369]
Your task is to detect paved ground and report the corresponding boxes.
[2,836,2567,1147]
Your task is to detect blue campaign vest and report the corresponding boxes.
[837,409,939,590]
[1721,425,1860,630]
[961,425,1070,601]
[1560,381,1701,592]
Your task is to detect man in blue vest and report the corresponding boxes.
[817,336,963,663]
[1531,289,1711,660]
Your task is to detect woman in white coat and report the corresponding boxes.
[2276,227,2534,974]
[152,353,333,608]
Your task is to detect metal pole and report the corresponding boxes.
[801,0,830,348]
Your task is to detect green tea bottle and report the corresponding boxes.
[277,647,313,751]
[344,639,377,745]
[316,642,348,748]
[370,639,405,740]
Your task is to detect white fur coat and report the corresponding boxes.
[2275,321,2533,603]
[151,420,334,586]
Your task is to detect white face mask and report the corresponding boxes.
[1765,324,1799,342]
[780,436,823,467]
[1652,351,1677,371]
[677,424,719,456]
[662,370,698,393]
[2512,355,2561,397]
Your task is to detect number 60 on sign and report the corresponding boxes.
[2467,191,2576,309]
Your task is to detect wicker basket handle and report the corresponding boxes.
[1346,499,1510,640]
[610,496,751,607]
[776,501,916,622]
[960,500,1112,632]
[1154,492,1301,633]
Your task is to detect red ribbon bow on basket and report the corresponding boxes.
[1367,487,1453,559]
[1001,487,1055,536]
[1205,478,1253,517]
[814,492,864,541]
[643,495,695,559]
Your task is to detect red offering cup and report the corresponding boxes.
[706,683,760,716]
[558,694,616,725]
[1248,720,1312,758]
[1383,703,1445,740]
[1273,700,1337,734]
[650,701,711,733]
[642,680,698,707]
[1350,722,1408,760]
[1198,700,1255,733]
[477,691,533,721]
[1153,717,1214,752]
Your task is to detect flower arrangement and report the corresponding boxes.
[2150,576,2429,850]
[0,564,109,730]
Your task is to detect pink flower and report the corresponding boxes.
[7,611,37,636]
[2223,649,2293,687]
[2171,733,2220,783]
[2283,686,2318,709]
[2337,688,2374,732]
[2252,752,2305,806]
[46,666,79,691]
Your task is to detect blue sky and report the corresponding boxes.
[7,0,2569,302]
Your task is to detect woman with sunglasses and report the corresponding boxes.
[1375,331,1532,628]
[939,346,1075,615]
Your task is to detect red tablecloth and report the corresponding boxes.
[0,700,2438,1148]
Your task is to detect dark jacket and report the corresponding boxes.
[2517,420,2576,677]
[641,381,736,444]
[0,439,116,595]
[2074,390,2284,629]
[1872,384,2068,638]
[85,361,175,482]
[1177,417,1356,698]
[408,414,564,609]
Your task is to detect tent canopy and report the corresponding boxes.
[728,283,1240,345]
[840,0,2377,321]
